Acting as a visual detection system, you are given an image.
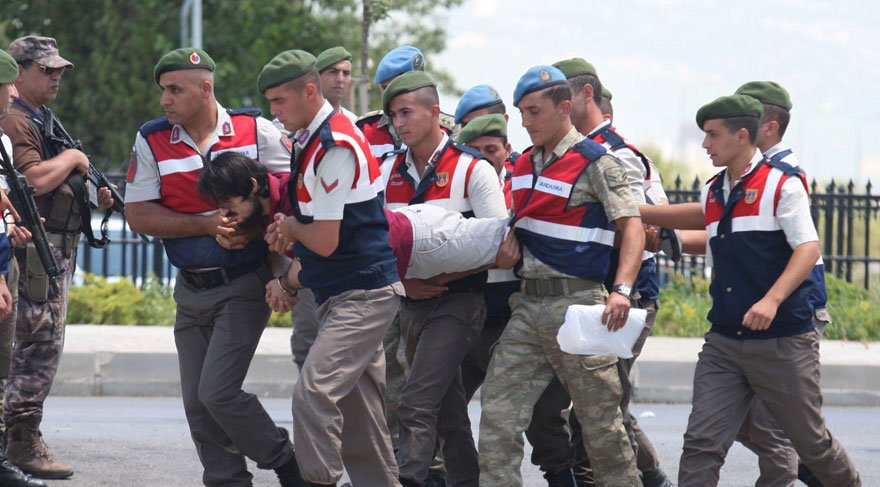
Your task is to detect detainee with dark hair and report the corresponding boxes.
[639,94,861,487]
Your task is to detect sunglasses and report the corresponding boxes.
[35,64,65,77]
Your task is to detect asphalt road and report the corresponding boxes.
[34,397,878,486]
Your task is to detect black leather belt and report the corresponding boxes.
[179,263,256,290]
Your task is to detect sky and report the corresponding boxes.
[413,0,880,183]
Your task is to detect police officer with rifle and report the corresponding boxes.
[0,35,113,480]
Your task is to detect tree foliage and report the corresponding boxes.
[0,0,461,172]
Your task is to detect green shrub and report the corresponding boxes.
[68,273,294,327]
[654,272,880,341]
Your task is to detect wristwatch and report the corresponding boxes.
[611,283,632,298]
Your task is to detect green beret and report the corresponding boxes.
[695,94,763,129]
[734,81,792,110]
[153,48,215,85]
[0,49,18,85]
[601,86,613,101]
[382,71,436,115]
[258,50,317,93]
[552,57,598,79]
[458,114,507,144]
[316,46,352,72]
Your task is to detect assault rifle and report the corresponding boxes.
[40,109,148,246]
[0,131,62,291]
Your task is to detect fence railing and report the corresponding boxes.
[79,174,880,289]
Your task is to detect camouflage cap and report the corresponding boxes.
[315,46,352,72]
[457,114,507,145]
[8,35,73,69]
[154,48,215,84]
[258,49,317,93]
[552,57,597,79]
[382,71,436,115]
[734,81,792,110]
[695,94,763,129]
[0,49,18,84]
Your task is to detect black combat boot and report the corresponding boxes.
[399,477,421,487]
[797,463,823,487]
[641,467,673,487]
[0,449,48,487]
[424,468,447,487]
[543,468,577,487]
[273,453,306,487]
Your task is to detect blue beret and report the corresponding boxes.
[375,46,425,84]
[454,84,504,124]
[513,65,568,107]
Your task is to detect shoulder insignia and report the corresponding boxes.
[572,138,608,161]
[439,111,457,131]
[227,106,261,117]
[138,116,172,137]
[453,141,485,160]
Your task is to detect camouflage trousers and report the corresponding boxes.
[479,287,638,487]
[4,243,75,429]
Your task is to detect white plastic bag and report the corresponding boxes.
[556,305,648,358]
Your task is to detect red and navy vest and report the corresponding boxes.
[291,110,398,304]
[484,154,519,318]
[765,148,828,312]
[703,158,817,338]
[356,112,400,160]
[589,124,659,300]
[383,139,490,292]
[139,108,266,269]
[511,139,615,283]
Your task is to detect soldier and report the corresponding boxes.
[315,47,357,123]
[0,47,47,487]
[639,94,861,487]
[458,114,580,485]
[259,49,404,487]
[553,57,671,487]
[357,45,425,159]
[125,48,299,487]
[382,71,507,487]
[454,85,507,126]
[733,81,830,487]
[0,35,113,480]
[478,65,644,487]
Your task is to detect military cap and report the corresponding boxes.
[375,46,425,84]
[457,114,508,145]
[258,50,317,93]
[734,81,792,110]
[513,65,568,107]
[454,84,504,124]
[552,57,598,79]
[601,86,613,101]
[315,46,352,72]
[0,50,18,84]
[382,71,436,115]
[153,48,214,84]
[9,36,73,69]
[695,94,763,129]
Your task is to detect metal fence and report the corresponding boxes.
[657,175,880,289]
[80,174,880,289]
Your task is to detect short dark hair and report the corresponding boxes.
[413,85,440,109]
[197,152,269,204]
[290,67,321,93]
[567,73,602,105]
[719,116,759,145]
[17,60,34,69]
[761,104,791,138]
[541,84,572,107]
[483,103,506,116]
[599,97,613,118]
